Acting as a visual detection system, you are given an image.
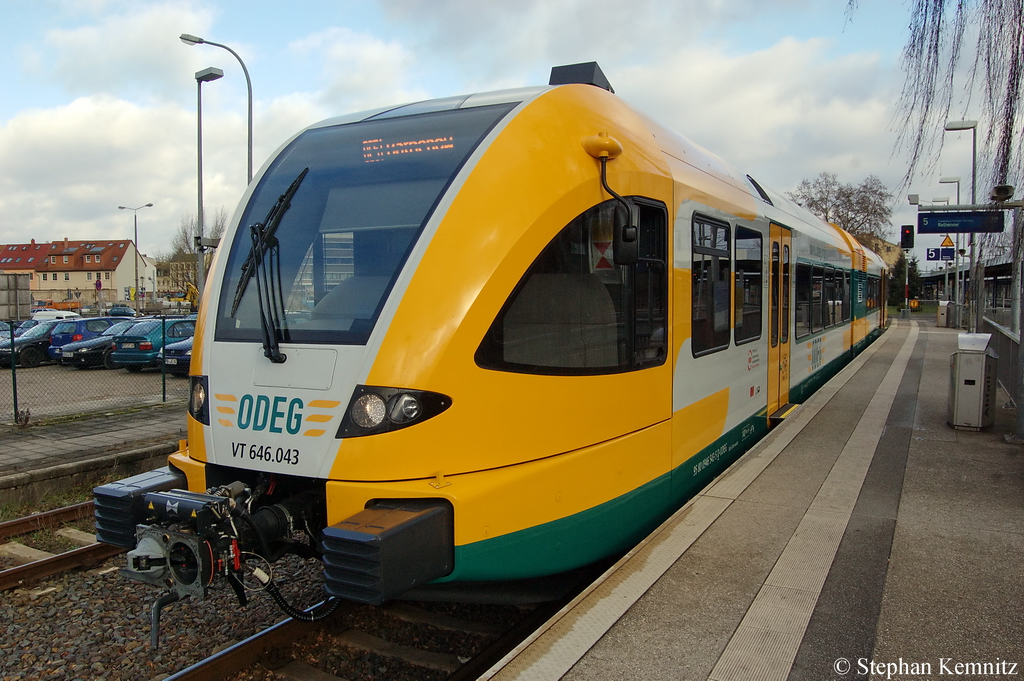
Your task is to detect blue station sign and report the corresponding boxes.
[918,211,1004,234]
[926,248,955,261]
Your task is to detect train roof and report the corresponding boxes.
[287,71,887,273]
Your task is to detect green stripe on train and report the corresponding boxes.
[441,413,768,582]
[442,323,884,582]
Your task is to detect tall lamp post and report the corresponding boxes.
[195,66,223,303]
[180,34,253,185]
[944,120,978,330]
[939,176,962,324]
[118,203,153,311]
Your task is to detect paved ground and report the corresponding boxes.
[0,401,187,505]
[488,318,1024,681]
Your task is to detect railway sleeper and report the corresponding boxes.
[382,601,506,637]
[0,541,52,565]
[334,628,466,673]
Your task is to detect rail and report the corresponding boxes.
[0,500,126,591]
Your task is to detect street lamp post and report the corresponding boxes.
[118,203,153,311]
[195,66,223,304]
[939,177,962,318]
[180,34,253,184]
[944,120,979,330]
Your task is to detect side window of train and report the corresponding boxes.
[692,214,731,355]
[824,266,837,328]
[795,263,811,340]
[842,271,851,321]
[811,265,825,333]
[734,226,762,344]
[475,198,668,375]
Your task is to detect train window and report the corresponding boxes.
[795,263,811,339]
[475,198,668,375]
[811,265,824,333]
[692,215,731,356]
[215,103,516,346]
[770,242,779,348]
[824,266,837,327]
[782,245,790,343]
[735,226,762,344]
[842,271,851,321]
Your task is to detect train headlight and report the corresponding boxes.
[388,394,422,423]
[189,375,210,425]
[338,386,451,438]
[351,393,387,429]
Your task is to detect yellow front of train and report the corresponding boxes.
[95,65,680,610]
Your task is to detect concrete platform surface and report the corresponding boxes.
[484,319,1024,681]
[0,401,186,505]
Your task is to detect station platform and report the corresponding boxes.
[483,318,1024,680]
[0,401,185,505]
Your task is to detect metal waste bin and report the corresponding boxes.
[948,333,998,430]
[937,301,950,327]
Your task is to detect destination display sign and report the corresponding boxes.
[917,211,1004,234]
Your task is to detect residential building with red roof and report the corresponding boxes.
[0,238,155,309]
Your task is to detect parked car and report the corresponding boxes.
[46,317,120,360]
[9,319,42,336]
[0,320,62,367]
[107,306,138,317]
[59,319,141,369]
[32,309,82,321]
[161,336,193,376]
[111,318,196,372]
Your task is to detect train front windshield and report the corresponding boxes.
[215,103,514,346]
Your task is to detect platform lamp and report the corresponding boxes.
[180,34,253,185]
[118,203,153,310]
[194,66,223,303]
[944,120,978,330]
[939,177,962,321]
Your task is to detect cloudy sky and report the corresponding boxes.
[1,0,982,262]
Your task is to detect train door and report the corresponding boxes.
[767,224,792,420]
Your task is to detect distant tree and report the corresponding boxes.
[171,207,227,257]
[786,172,895,242]
[887,252,924,306]
[167,208,228,291]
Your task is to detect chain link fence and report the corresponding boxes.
[0,315,193,425]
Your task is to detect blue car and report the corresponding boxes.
[47,317,120,360]
[111,318,196,372]
[161,336,193,376]
[59,319,142,369]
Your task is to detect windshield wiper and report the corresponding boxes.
[230,167,309,363]
[230,168,308,317]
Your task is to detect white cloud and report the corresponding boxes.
[37,3,215,103]
[0,0,925,256]
[614,37,904,196]
[288,27,432,113]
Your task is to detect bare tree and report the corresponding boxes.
[787,172,895,241]
[862,0,1024,190]
[167,208,228,291]
[171,207,228,257]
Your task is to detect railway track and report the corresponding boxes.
[165,596,570,681]
[0,500,596,679]
[0,500,123,591]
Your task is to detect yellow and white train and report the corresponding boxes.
[96,62,887,617]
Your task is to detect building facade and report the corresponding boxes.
[0,238,156,309]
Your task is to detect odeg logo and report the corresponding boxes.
[236,394,304,435]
